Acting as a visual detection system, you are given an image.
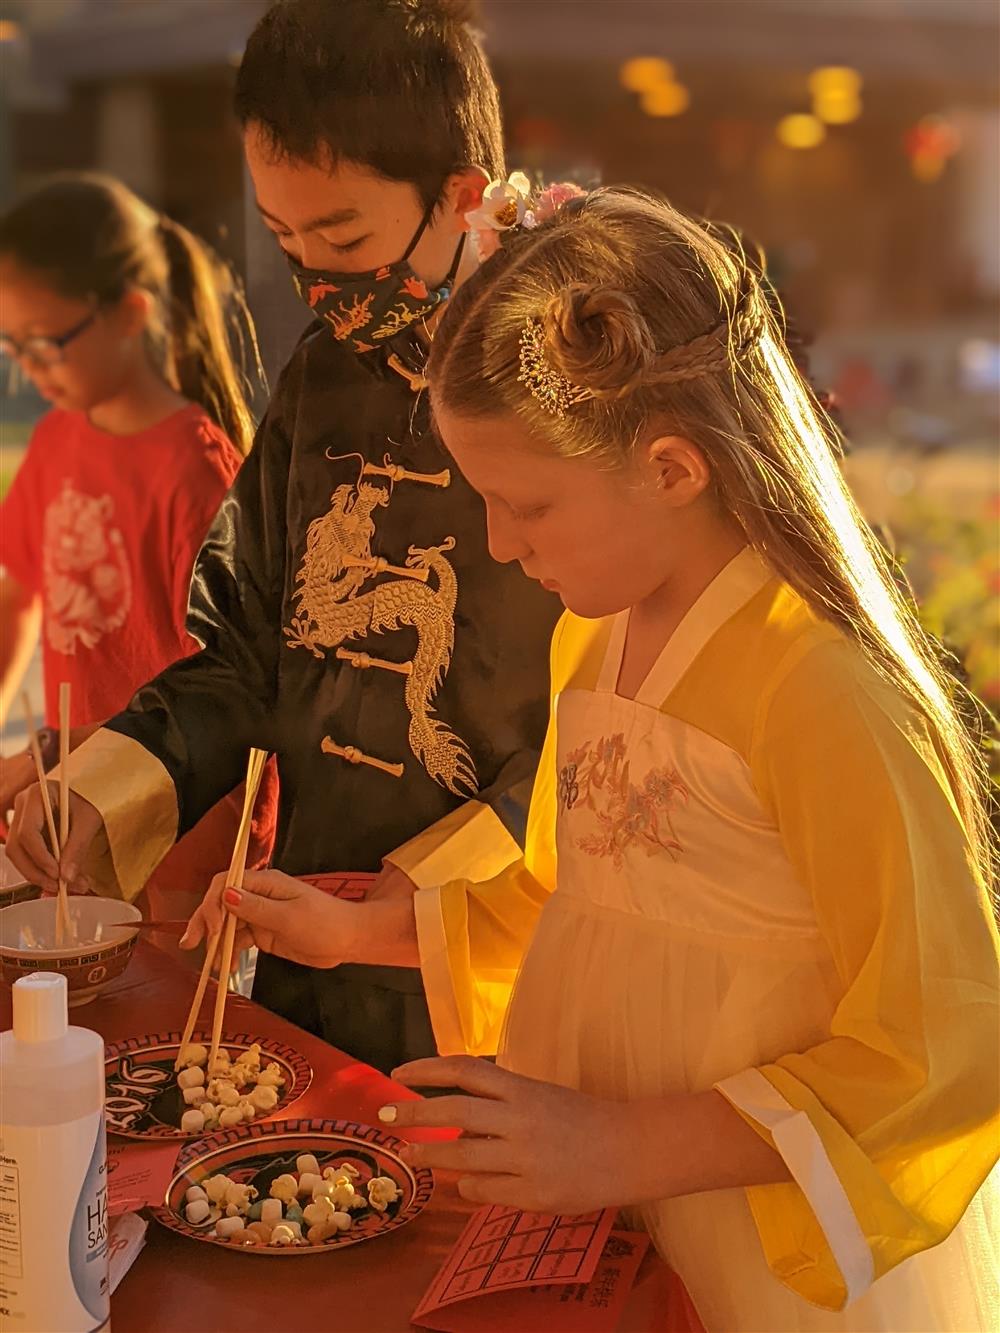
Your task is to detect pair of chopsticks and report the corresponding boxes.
[23,683,72,945]
[175,747,268,1072]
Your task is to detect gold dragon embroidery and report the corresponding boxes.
[323,292,376,342]
[370,300,437,342]
[284,474,477,796]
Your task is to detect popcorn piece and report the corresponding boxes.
[203,1175,232,1205]
[207,1079,240,1106]
[303,1199,335,1228]
[269,1173,298,1204]
[207,1052,231,1078]
[223,1182,257,1215]
[325,1162,359,1180]
[248,1084,279,1113]
[331,1182,360,1211]
[177,1043,208,1069]
[269,1224,296,1247]
[229,1064,252,1091]
[367,1176,402,1213]
[256,1063,285,1089]
[234,1042,262,1071]
[237,1098,256,1123]
[329,1211,352,1232]
[218,1107,244,1128]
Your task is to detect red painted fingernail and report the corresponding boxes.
[223,888,242,907]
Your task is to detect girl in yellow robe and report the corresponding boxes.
[195,187,998,1332]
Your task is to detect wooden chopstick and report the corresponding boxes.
[57,682,72,945]
[208,748,267,1069]
[22,692,72,944]
[174,747,267,1072]
[173,927,223,1071]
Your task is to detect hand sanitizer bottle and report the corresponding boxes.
[0,972,110,1332]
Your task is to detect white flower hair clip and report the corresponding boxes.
[465,171,532,260]
[466,175,588,261]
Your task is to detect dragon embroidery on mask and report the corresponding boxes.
[284,460,477,797]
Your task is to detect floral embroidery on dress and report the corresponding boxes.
[558,733,688,868]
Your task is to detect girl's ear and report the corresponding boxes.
[445,167,489,232]
[646,434,712,507]
[113,288,153,338]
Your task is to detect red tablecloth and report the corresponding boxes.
[0,942,703,1332]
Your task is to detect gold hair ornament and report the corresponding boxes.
[517,319,595,418]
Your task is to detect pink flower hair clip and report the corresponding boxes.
[465,175,587,260]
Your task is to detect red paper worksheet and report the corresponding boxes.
[412,1206,655,1332]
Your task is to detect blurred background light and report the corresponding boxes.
[619,57,674,93]
[777,112,827,149]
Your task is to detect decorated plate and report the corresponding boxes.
[104,1031,312,1140]
[153,1118,434,1254]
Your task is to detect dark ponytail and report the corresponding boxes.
[0,172,263,455]
[155,215,261,456]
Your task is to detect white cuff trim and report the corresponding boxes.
[413,885,468,1057]
[716,1067,875,1306]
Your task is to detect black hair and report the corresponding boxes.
[0,173,262,455]
[235,0,504,209]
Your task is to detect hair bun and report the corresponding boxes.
[542,282,656,399]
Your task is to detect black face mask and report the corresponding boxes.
[287,196,465,353]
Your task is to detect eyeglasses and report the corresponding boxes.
[0,310,99,369]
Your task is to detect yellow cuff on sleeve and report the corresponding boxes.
[55,729,178,903]
[384,800,520,889]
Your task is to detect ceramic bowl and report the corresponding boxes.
[0,846,42,909]
[0,896,141,1005]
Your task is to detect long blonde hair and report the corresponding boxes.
[429,186,994,880]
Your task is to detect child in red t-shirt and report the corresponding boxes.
[0,173,276,941]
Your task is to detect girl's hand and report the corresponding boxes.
[180,869,356,970]
[368,863,419,901]
[380,1057,626,1213]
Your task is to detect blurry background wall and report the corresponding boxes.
[1,0,997,710]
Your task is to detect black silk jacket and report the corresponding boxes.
[105,324,561,876]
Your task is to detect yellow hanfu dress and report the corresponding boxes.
[412,547,999,1332]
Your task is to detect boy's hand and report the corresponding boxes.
[7,782,102,893]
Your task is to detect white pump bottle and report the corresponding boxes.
[0,972,110,1333]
